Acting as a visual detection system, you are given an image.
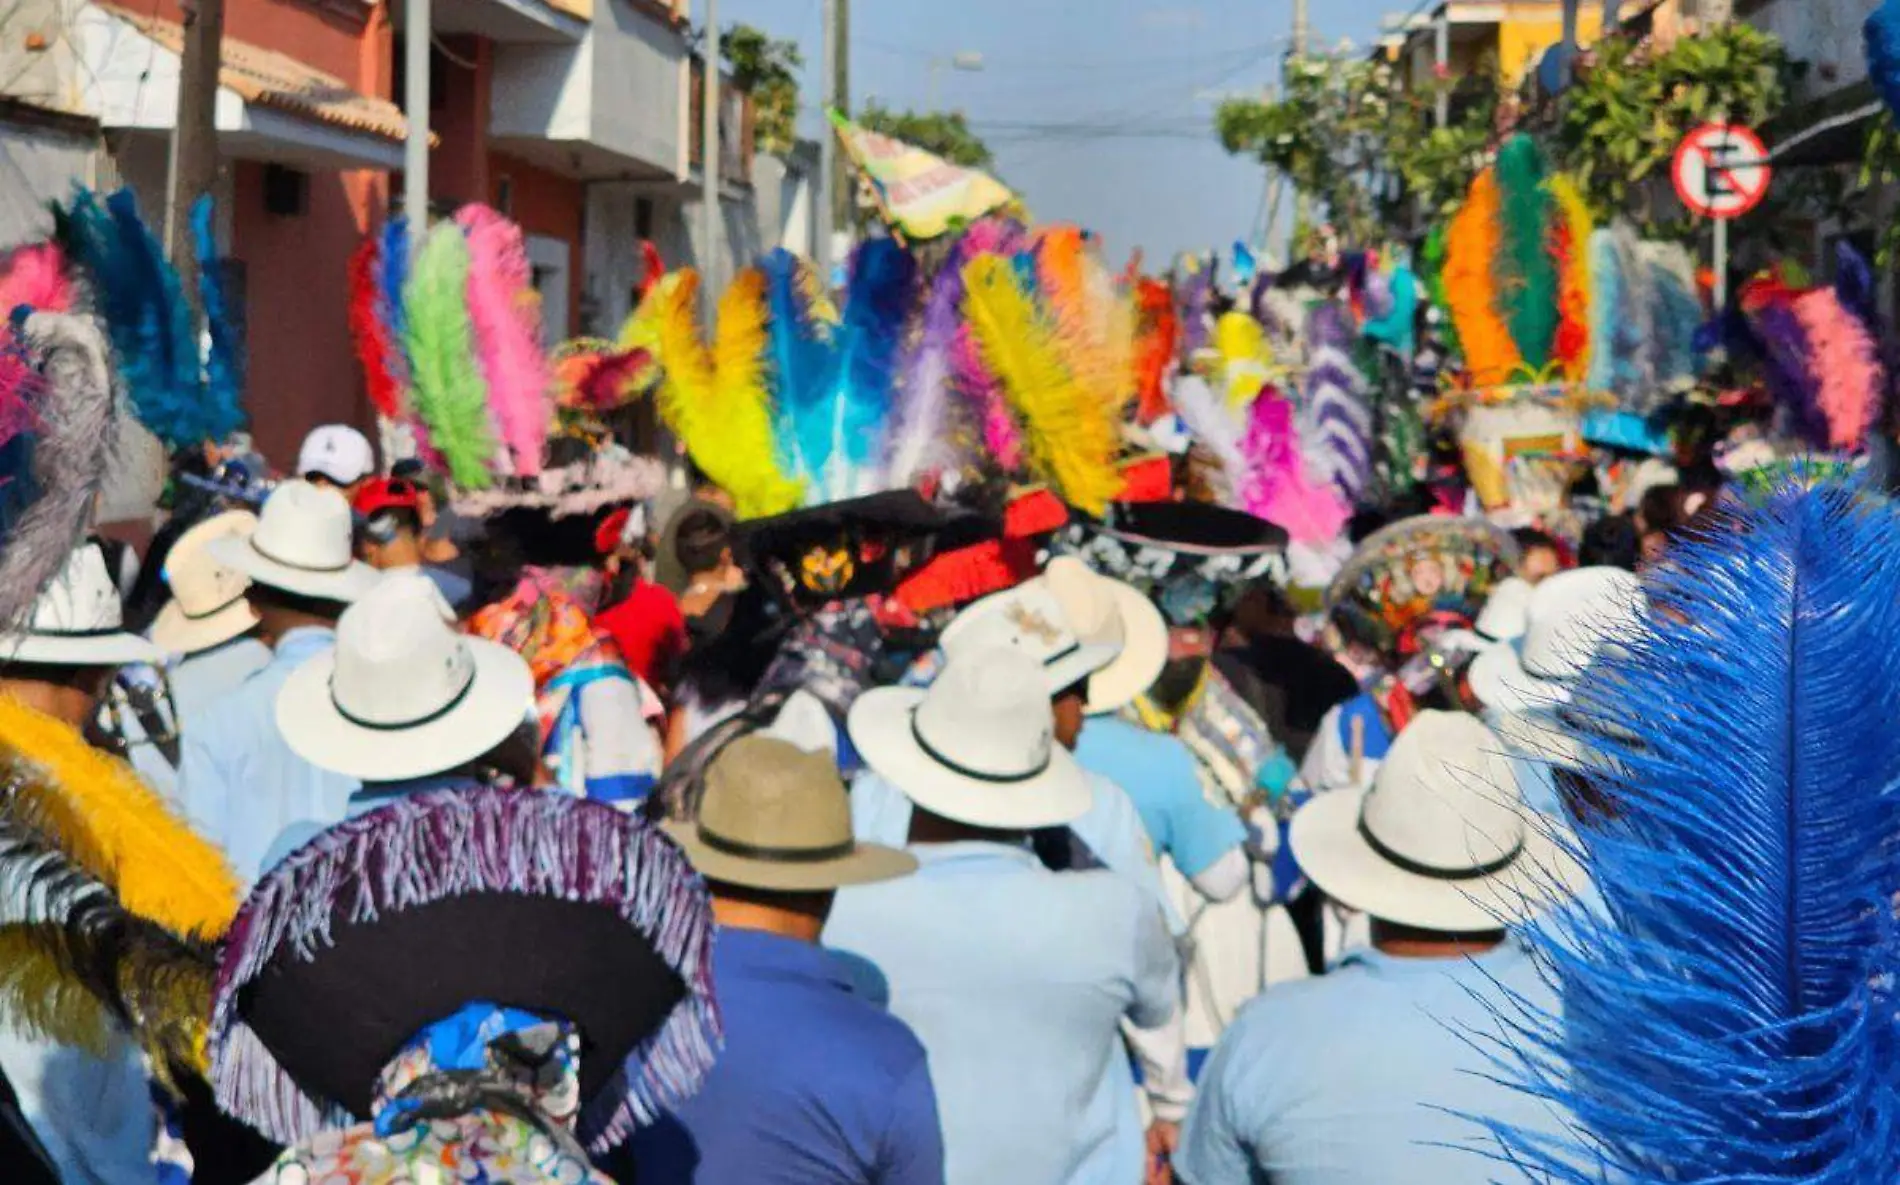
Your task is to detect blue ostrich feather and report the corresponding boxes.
[190,196,245,443]
[380,215,411,380]
[1487,478,1900,1182]
[761,248,837,484]
[825,238,915,484]
[1868,0,1900,119]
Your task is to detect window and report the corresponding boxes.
[634,196,654,240]
[496,176,514,217]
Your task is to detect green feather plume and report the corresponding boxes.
[1495,134,1559,371]
[404,223,497,489]
[1420,224,1459,358]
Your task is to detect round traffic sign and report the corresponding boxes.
[1672,123,1771,220]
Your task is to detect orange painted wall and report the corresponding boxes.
[146,0,378,89]
[233,162,386,469]
[490,155,583,337]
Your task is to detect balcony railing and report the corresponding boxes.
[688,61,754,186]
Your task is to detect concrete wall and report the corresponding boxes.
[0,118,94,247]
[1746,0,1879,104]
[489,0,683,174]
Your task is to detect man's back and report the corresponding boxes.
[623,927,941,1185]
[1178,944,1571,1185]
[825,842,1177,1185]
[174,626,359,882]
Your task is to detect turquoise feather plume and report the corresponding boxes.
[821,238,916,498]
[190,196,245,445]
[403,222,497,489]
[760,249,833,485]
[1495,135,1559,371]
[1488,479,1900,1182]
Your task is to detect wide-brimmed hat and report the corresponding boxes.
[1325,516,1519,659]
[1060,500,1288,627]
[1435,575,1537,657]
[209,784,718,1154]
[150,511,261,655]
[1289,710,1584,931]
[0,543,164,667]
[940,556,1164,712]
[207,481,381,603]
[665,735,915,891]
[1468,567,1646,714]
[277,572,535,782]
[740,489,956,608]
[848,646,1091,830]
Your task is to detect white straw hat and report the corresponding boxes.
[0,543,164,667]
[150,511,261,656]
[207,481,381,603]
[940,556,1164,712]
[1467,567,1645,714]
[1289,710,1584,931]
[847,645,1091,830]
[277,572,535,782]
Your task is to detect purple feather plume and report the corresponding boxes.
[1178,268,1211,356]
[1751,300,1829,448]
[888,261,965,485]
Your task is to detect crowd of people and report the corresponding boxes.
[0,169,1890,1185]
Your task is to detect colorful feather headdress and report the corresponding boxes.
[0,696,240,1083]
[1492,478,1900,1181]
[1741,273,1885,453]
[57,188,245,450]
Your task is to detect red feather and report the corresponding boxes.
[637,241,665,301]
[1133,279,1178,423]
[1549,216,1589,376]
[348,237,401,418]
[577,348,654,410]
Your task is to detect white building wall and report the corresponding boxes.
[1746,0,1880,103]
[0,120,94,246]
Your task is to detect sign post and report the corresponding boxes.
[1672,123,1771,314]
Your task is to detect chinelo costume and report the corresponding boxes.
[1059,499,1309,1064]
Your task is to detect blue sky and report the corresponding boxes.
[715,0,1406,264]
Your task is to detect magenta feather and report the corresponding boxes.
[1240,388,1351,544]
[1789,288,1884,451]
[455,205,551,477]
[948,220,1027,473]
[0,244,72,316]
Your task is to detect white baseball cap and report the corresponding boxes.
[296,425,375,487]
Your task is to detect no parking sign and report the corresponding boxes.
[1672,123,1772,219]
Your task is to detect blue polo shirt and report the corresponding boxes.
[1177,943,1574,1185]
[624,926,944,1185]
[826,842,1179,1185]
[1075,716,1246,879]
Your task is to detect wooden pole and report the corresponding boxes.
[166,0,224,300]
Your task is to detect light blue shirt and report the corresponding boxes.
[120,637,273,798]
[825,841,1179,1185]
[850,769,1182,935]
[175,626,360,884]
[1075,716,1247,879]
[1178,944,1574,1185]
[0,1021,153,1183]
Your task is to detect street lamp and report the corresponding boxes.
[928,51,985,110]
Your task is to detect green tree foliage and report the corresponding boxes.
[722,23,802,157]
[1557,25,1791,226]
[858,102,996,170]
[1213,56,1494,242]
[1212,23,1791,242]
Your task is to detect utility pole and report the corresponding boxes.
[1602,0,1623,27]
[165,0,225,296]
[1559,0,1579,80]
[816,0,834,277]
[1434,8,1450,127]
[1290,0,1309,229]
[702,0,720,319]
[402,0,430,245]
[830,0,850,258]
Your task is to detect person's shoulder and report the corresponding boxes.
[1227,956,1383,1035]
[1082,718,1197,777]
[814,981,934,1079]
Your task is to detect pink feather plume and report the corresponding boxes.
[1240,387,1351,544]
[0,244,72,315]
[0,243,70,449]
[455,205,551,477]
[1789,287,1884,451]
[953,322,1023,471]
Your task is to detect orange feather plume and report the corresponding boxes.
[1132,278,1178,423]
[1444,168,1522,387]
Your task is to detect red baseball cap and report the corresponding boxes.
[352,477,423,519]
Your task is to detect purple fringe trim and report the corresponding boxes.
[208,785,720,1154]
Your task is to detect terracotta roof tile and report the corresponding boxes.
[97,2,425,146]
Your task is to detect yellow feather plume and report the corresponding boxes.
[1547,172,1596,384]
[1444,168,1523,388]
[0,697,239,940]
[1214,311,1271,407]
[1037,227,1129,420]
[963,254,1120,515]
[0,927,113,1056]
[653,270,803,518]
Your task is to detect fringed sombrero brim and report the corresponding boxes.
[209,786,718,1154]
